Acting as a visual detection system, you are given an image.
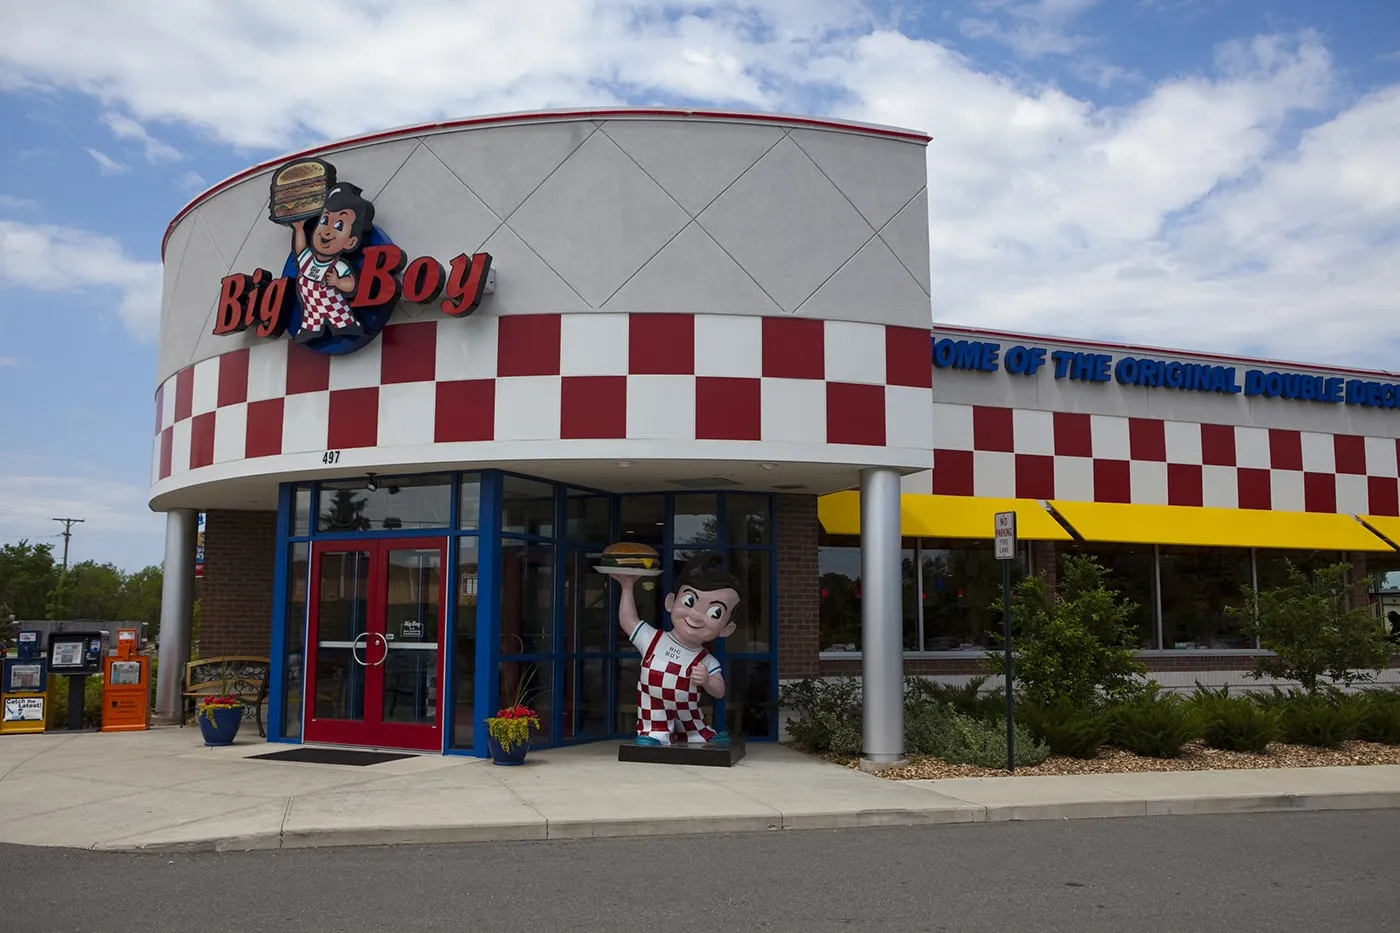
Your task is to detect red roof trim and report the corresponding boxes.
[160,108,931,259]
[932,323,1400,381]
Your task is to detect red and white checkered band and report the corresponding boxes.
[150,313,934,489]
[896,402,1400,516]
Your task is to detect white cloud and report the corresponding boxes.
[0,194,37,211]
[0,220,162,337]
[100,111,182,162]
[175,170,206,192]
[0,470,163,568]
[0,2,1396,368]
[0,356,19,367]
[85,147,127,174]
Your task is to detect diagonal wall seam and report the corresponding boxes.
[874,186,932,299]
[405,142,507,255]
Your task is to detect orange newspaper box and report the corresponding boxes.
[101,629,149,732]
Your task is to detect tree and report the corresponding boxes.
[1226,560,1395,692]
[988,554,1149,709]
[0,540,61,620]
[320,488,371,532]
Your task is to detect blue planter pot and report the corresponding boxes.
[197,705,244,746]
[486,732,531,766]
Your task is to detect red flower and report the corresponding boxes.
[495,704,537,720]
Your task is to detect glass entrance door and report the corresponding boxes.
[305,538,446,751]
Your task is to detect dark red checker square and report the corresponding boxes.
[1093,459,1131,503]
[1053,412,1092,457]
[1303,472,1336,513]
[762,317,824,380]
[1015,455,1055,499]
[380,322,437,384]
[217,348,249,407]
[174,367,194,422]
[695,377,761,441]
[972,406,1013,452]
[154,384,164,434]
[1368,476,1399,516]
[286,344,331,395]
[327,387,379,449]
[885,326,932,388]
[1167,463,1203,507]
[1237,468,1272,510]
[435,380,495,442]
[1200,424,1236,466]
[827,383,885,446]
[189,412,216,470]
[561,376,627,439]
[158,428,173,479]
[629,314,694,375]
[498,313,562,377]
[932,449,974,496]
[245,398,284,458]
[1128,418,1166,462]
[1333,435,1366,475]
[1269,429,1303,471]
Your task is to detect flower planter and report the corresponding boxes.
[486,733,531,765]
[197,705,244,746]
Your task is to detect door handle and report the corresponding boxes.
[371,632,390,667]
[351,632,370,667]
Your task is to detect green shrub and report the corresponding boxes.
[1274,689,1362,748]
[1356,689,1400,745]
[1110,692,1200,758]
[907,675,1006,722]
[1189,685,1279,753]
[45,675,105,730]
[780,677,863,755]
[987,555,1149,709]
[1018,700,1111,759]
[907,702,1047,769]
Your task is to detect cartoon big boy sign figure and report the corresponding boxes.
[615,551,741,746]
[267,158,381,344]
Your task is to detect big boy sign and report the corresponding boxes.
[211,157,494,355]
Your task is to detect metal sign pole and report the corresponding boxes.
[994,511,1017,773]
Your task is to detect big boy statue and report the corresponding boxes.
[613,551,741,746]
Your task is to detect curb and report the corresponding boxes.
[82,790,1400,854]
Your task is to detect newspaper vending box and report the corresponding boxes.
[101,628,149,732]
[2,630,48,735]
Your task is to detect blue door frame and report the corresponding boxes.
[265,470,780,755]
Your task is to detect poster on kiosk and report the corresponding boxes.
[2,630,48,735]
[102,629,149,732]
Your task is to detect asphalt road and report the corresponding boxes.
[3,811,1398,932]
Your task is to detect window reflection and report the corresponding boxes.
[317,477,451,532]
[502,477,554,536]
[451,538,479,749]
[1058,544,1156,649]
[919,544,1010,651]
[500,539,554,655]
[1159,547,1254,649]
[818,539,916,652]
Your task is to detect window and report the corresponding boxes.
[818,537,917,652]
[499,539,554,655]
[1159,547,1254,649]
[501,476,555,537]
[919,543,1014,651]
[316,476,451,532]
[451,538,479,749]
[1058,544,1157,649]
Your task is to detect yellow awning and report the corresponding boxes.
[1050,501,1395,552]
[817,492,1073,541]
[1358,515,1400,549]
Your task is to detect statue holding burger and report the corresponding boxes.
[599,544,741,746]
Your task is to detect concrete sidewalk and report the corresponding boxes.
[2,728,1399,853]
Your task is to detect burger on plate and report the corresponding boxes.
[600,541,660,571]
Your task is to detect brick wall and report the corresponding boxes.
[200,509,278,658]
[776,494,820,679]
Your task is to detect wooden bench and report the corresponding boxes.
[182,656,270,738]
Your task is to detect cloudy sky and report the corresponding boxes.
[1,0,1398,570]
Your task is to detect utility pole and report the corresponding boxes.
[52,517,85,571]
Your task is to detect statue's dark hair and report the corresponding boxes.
[674,550,741,597]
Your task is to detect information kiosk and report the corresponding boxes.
[101,628,150,732]
[1,630,48,735]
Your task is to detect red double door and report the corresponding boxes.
[304,538,447,751]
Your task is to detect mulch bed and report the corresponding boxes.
[805,740,1400,780]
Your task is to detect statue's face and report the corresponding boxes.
[664,584,740,649]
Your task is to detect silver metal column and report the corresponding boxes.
[154,508,198,723]
[859,467,906,769]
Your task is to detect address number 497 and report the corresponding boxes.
[322,450,341,464]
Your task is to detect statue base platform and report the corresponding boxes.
[617,736,746,767]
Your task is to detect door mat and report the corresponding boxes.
[247,748,414,767]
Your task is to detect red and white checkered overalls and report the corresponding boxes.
[634,624,718,744]
[296,248,357,336]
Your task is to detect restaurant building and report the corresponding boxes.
[148,107,1399,761]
